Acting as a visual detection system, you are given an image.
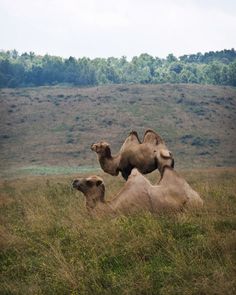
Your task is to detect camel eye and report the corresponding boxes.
[96,180,103,186]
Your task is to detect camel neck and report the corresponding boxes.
[99,153,115,165]
[98,146,116,161]
[161,165,174,179]
[90,200,116,216]
[98,153,120,176]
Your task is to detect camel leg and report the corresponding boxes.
[121,171,129,180]
[121,165,133,180]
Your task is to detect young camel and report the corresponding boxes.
[72,167,203,217]
[91,129,174,180]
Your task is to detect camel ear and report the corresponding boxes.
[96,180,103,186]
[160,149,172,159]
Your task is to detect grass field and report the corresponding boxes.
[1,83,235,294]
[1,168,236,295]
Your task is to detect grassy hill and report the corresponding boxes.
[0,84,236,177]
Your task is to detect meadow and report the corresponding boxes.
[1,168,236,295]
[0,83,235,293]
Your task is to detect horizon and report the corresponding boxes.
[1,47,235,61]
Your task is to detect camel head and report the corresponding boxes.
[91,141,111,157]
[72,175,105,209]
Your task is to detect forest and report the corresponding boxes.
[0,49,236,88]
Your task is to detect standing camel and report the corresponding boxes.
[91,129,174,180]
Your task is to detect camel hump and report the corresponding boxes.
[143,129,163,144]
[128,130,141,143]
[129,130,138,137]
[121,130,141,146]
[130,168,141,177]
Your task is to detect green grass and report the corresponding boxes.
[1,165,100,179]
[0,168,236,294]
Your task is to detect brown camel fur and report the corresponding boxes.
[72,168,203,217]
[91,129,174,180]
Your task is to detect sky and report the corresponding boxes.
[0,0,236,59]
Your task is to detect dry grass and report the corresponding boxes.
[0,84,236,176]
[0,168,236,294]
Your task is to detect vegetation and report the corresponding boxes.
[1,49,235,294]
[0,49,236,88]
[1,48,235,294]
[0,84,235,177]
[0,168,236,294]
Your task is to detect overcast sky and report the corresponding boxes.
[0,0,235,59]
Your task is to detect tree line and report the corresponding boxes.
[0,49,236,88]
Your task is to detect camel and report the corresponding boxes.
[72,167,203,217]
[91,129,174,180]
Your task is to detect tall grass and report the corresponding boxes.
[0,169,236,294]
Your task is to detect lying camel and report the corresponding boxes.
[91,129,174,180]
[72,167,203,216]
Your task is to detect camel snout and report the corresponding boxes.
[91,143,96,151]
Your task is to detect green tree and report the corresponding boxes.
[0,49,235,88]
[228,60,236,86]
[166,53,178,63]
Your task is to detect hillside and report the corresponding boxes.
[0,84,236,177]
